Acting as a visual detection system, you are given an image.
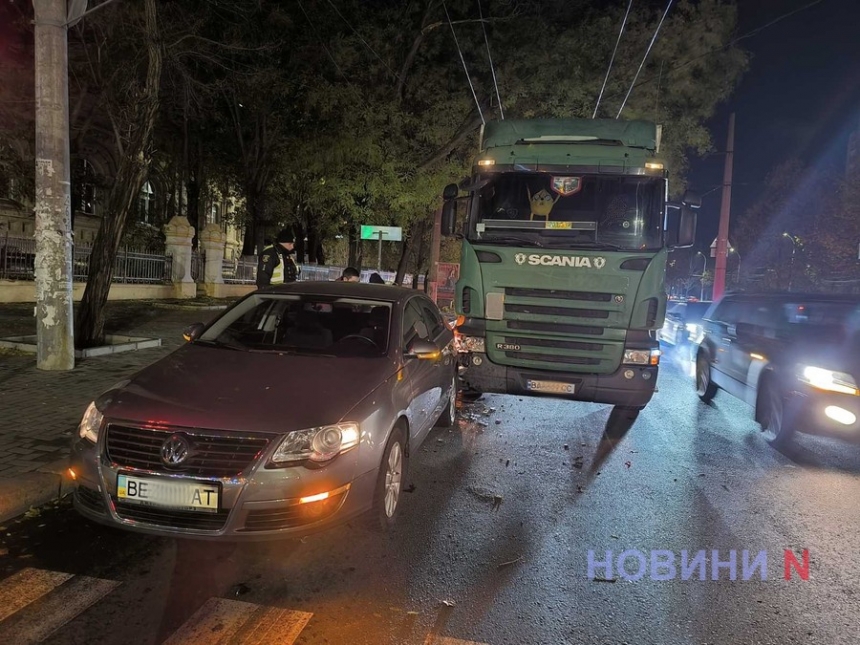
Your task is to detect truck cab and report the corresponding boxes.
[442,118,698,415]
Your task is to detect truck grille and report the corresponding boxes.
[492,287,625,373]
[105,424,270,477]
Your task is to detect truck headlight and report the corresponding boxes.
[271,423,360,466]
[78,401,104,443]
[456,335,485,353]
[623,348,660,366]
[797,366,859,395]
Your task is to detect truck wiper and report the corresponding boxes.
[544,240,627,251]
[480,234,544,248]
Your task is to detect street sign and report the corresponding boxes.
[710,237,717,258]
[360,225,402,241]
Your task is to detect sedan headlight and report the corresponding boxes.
[623,348,660,366]
[456,335,485,353]
[797,366,860,395]
[271,423,360,466]
[78,401,104,443]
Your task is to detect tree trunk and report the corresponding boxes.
[412,218,429,289]
[74,0,162,349]
[395,220,419,285]
[348,224,362,269]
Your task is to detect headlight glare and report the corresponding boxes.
[78,401,104,443]
[798,365,859,395]
[272,423,360,465]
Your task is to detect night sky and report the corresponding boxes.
[688,0,860,251]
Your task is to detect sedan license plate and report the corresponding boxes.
[117,474,219,513]
[526,379,575,394]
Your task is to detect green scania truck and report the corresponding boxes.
[441,118,699,417]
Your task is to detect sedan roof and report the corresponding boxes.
[256,281,424,306]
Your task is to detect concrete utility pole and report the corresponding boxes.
[33,0,75,370]
[712,112,735,302]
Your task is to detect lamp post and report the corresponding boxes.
[782,232,798,291]
[689,251,706,299]
[729,246,741,283]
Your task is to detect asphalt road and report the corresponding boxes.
[2,346,860,645]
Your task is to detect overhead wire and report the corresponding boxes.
[443,0,485,125]
[616,0,673,119]
[323,0,402,82]
[608,0,827,104]
[297,0,348,81]
[476,0,503,119]
[593,0,633,119]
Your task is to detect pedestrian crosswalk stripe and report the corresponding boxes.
[0,572,119,645]
[424,635,489,645]
[0,568,73,623]
[162,597,313,645]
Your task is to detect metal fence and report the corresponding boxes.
[223,256,257,284]
[219,258,426,287]
[1,234,171,284]
[1,234,427,289]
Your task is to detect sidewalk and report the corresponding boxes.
[0,299,232,522]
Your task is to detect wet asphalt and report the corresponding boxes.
[2,346,860,645]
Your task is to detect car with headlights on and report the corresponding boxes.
[695,292,860,445]
[70,283,457,539]
[659,300,712,359]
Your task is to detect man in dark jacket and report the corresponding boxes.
[256,229,299,287]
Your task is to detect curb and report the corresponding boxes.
[0,458,74,524]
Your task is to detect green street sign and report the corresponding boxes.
[360,225,402,241]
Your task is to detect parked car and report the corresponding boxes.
[659,300,712,358]
[70,282,457,539]
[695,292,860,445]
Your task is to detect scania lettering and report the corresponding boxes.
[440,118,700,418]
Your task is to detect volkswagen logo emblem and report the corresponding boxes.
[514,253,527,265]
[160,434,190,467]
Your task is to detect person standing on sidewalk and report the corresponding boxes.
[256,229,299,287]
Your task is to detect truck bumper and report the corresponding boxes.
[458,352,657,408]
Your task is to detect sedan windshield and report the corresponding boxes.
[472,172,664,250]
[198,294,391,356]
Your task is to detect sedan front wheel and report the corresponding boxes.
[371,425,408,531]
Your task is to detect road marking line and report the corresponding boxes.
[0,574,119,645]
[162,597,312,645]
[234,605,313,644]
[0,568,73,623]
[424,635,489,645]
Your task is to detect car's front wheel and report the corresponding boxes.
[372,425,407,531]
[696,354,718,402]
[760,381,796,446]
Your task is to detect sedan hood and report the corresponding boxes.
[98,345,398,434]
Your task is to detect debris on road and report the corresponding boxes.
[593,576,617,583]
[492,495,503,511]
[563,444,569,451]
[498,555,523,569]
[624,461,632,469]
[441,599,457,607]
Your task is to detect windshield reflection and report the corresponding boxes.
[471,173,664,250]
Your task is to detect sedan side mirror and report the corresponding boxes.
[183,322,205,342]
[405,339,441,360]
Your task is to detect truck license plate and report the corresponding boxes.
[526,380,575,394]
[117,474,220,513]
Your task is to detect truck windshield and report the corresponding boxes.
[471,173,664,250]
